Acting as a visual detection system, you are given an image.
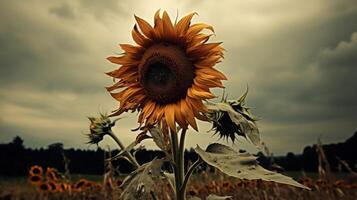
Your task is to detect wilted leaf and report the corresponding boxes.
[120,159,167,200]
[164,172,175,191]
[149,127,171,156]
[207,194,232,200]
[195,143,310,190]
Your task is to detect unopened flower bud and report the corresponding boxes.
[87,113,119,145]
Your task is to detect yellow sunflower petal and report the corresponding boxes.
[180,99,198,131]
[175,12,197,36]
[189,97,208,113]
[195,55,222,67]
[164,104,176,132]
[142,101,156,121]
[105,65,137,78]
[119,44,143,55]
[196,67,227,80]
[187,85,216,99]
[194,76,224,88]
[174,103,187,128]
[134,15,154,39]
[132,25,151,47]
[107,55,139,66]
[153,105,165,124]
[187,23,214,39]
[153,9,163,40]
[162,11,176,40]
[187,42,222,57]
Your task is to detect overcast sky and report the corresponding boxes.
[1,0,356,155]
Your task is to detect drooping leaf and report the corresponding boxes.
[163,172,175,191]
[195,143,310,190]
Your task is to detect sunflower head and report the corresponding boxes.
[207,89,259,143]
[73,178,89,191]
[29,174,42,186]
[38,182,50,192]
[87,113,119,144]
[107,10,227,133]
[29,165,43,177]
[45,167,62,182]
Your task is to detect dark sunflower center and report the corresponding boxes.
[139,43,194,104]
[32,168,41,174]
[146,62,174,86]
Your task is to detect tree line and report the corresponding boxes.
[0,131,356,176]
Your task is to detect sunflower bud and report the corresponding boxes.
[206,89,260,145]
[87,113,119,145]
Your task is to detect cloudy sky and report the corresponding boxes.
[1,0,356,155]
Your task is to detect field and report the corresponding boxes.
[1,171,356,200]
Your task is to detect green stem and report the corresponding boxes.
[108,130,140,169]
[170,129,181,200]
[178,129,187,184]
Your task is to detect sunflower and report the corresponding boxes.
[29,174,42,186]
[29,165,43,177]
[45,167,61,182]
[107,10,226,133]
[38,182,50,192]
[73,178,89,191]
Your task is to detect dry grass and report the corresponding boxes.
[1,170,356,200]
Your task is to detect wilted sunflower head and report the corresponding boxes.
[87,113,119,144]
[206,89,260,144]
[107,10,227,133]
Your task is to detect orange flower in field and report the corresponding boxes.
[46,167,61,182]
[107,10,226,133]
[29,174,42,186]
[38,182,51,192]
[29,165,43,176]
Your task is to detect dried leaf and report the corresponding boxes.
[163,172,175,191]
[207,194,232,200]
[120,159,166,200]
[195,143,310,190]
[149,127,171,156]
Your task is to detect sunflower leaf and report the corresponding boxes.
[163,172,175,192]
[120,158,167,200]
[195,143,310,190]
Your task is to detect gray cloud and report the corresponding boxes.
[0,0,356,154]
[49,3,76,20]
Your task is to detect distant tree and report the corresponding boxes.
[11,136,24,149]
[48,143,64,151]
